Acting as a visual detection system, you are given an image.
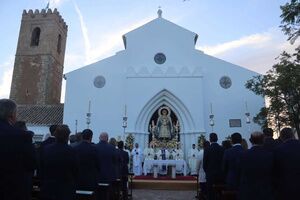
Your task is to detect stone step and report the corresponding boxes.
[132,179,198,190]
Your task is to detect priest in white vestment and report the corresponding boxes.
[157,147,170,160]
[174,146,184,160]
[143,143,155,160]
[188,144,199,175]
[173,144,184,174]
[131,143,143,176]
[157,146,170,174]
[143,143,155,174]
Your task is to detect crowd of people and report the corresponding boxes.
[1,98,300,200]
[198,129,300,200]
[0,99,129,200]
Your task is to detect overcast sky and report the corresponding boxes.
[0,0,298,101]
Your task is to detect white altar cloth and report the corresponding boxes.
[143,159,187,176]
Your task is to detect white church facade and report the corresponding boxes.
[63,10,265,155]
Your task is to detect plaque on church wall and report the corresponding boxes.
[93,76,106,88]
[229,119,242,127]
[220,76,232,89]
[154,53,166,64]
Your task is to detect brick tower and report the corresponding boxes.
[10,8,68,105]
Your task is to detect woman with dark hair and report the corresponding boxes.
[222,140,232,150]
[241,138,249,150]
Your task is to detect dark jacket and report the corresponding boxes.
[203,142,225,184]
[40,142,78,200]
[263,137,278,152]
[274,139,300,200]
[96,141,117,183]
[0,120,36,200]
[118,149,129,179]
[223,144,244,189]
[37,136,56,177]
[239,145,274,200]
[73,141,100,190]
[40,136,56,148]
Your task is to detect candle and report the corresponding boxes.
[245,101,248,112]
[210,103,213,114]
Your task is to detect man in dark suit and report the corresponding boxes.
[203,132,224,200]
[223,132,244,190]
[0,99,36,200]
[239,132,274,200]
[95,132,117,200]
[73,129,99,191]
[118,141,129,200]
[40,125,57,147]
[274,127,300,200]
[40,125,78,200]
[263,128,279,151]
[37,124,57,178]
[14,120,36,200]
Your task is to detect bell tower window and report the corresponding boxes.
[57,34,62,54]
[31,27,41,46]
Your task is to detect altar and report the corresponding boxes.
[143,159,187,176]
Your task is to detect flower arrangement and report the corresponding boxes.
[125,133,134,151]
[198,134,206,149]
[225,135,231,142]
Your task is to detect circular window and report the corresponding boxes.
[219,76,232,89]
[154,53,166,64]
[93,76,106,88]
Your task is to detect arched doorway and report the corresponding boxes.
[134,89,196,133]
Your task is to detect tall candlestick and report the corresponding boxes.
[88,100,91,113]
[124,104,127,117]
[75,120,78,133]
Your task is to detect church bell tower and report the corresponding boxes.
[10,8,68,105]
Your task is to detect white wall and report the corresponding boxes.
[63,17,264,155]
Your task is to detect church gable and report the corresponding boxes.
[123,15,198,51]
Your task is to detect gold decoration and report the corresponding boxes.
[150,137,178,150]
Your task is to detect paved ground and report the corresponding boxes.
[132,189,197,200]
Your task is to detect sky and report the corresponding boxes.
[0,0,298,101]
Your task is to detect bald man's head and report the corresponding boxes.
[99,132,109,142]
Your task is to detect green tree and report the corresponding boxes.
[280,0,300,43]
[246,49,300,138]
[252,107,268,129]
